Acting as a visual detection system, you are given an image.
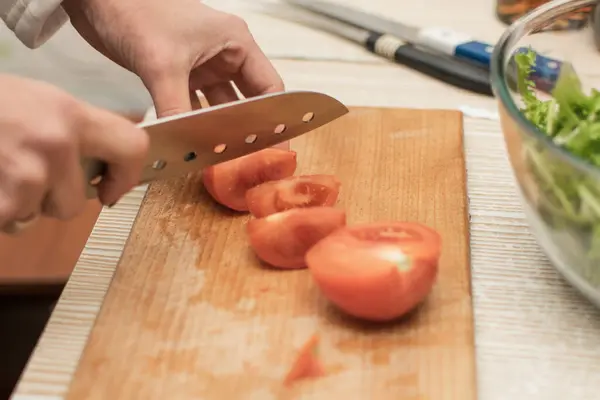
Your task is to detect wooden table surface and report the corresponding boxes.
[8,0,600,399]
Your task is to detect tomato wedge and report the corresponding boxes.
[202,148,297,211]
[246,207,346,269]
[283,333,325,386]
[305,222,442,321]
[246,174,341,218]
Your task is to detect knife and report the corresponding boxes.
[284,0,565,92]
[83,90,348,198]
[259,3,492,96]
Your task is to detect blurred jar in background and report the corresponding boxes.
[496,0,593,30]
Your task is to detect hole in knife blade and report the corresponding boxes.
[274,124,286,134]
[245,134,257,144]
[213,144,227,154]
[152,160,167,170]
[302,112,314,123]
[184,152,197,162]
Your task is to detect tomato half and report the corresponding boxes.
[202,148,297,211]
[246,207,346,269]
[245,174,341,218]
[305,222,442,322]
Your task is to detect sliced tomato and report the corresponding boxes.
[340,222,442,262]
[283,333,325,386]
[246,174,341,218]
[305,222,442,322]
[202,148,297,211]
[246,207,346,269]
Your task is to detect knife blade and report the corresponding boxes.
[285,0,565,93]
[259,3,492,96]
[83,90,348,198]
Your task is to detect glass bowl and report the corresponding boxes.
[491,0,600,307]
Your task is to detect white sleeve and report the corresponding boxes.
[0,0,68,49]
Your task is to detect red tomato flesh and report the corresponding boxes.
[305,222,442,321]
[246,174,341,218]
[246,207,346,269]
[283,333,325,386]
[202,148,297,211]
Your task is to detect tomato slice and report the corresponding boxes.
[246,174,341,218]
[202,148,297,211]
[305,222,442,321]
[283,333,325,386]
[246,207,346,269]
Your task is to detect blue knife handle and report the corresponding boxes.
[453,41,493,66]
[512,47,562,93]
[417,27,563,92]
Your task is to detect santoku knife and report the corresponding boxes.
[83,90,348,198]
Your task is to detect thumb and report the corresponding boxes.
[144,72,192,118]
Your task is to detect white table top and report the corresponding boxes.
[9,0,600,399]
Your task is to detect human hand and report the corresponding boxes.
[0,74,149,234]
[63,0,285,117]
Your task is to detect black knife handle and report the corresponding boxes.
[364,32,493,96]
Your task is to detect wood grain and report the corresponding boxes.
[65,107,475,399]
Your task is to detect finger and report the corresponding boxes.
[41,144,87,221]
[3,156,46,220]
[14,156,47,220]
[144,70,192,117]
[0,154,47,228]
[2,213,39,235]
[79,108,150,206]
[0,185,18,229]
[234,42,284,98]
[201,81,240,106]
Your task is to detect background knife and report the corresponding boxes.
[284,0,565,92]
[259,3,493,96]
[83,90,348,198]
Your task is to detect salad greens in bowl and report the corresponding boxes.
[491,0,600,306]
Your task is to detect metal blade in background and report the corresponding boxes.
[83,90,349,198]
[258,2,371,44]
[284,0,420,42]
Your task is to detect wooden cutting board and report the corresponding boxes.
[66,107,475,400]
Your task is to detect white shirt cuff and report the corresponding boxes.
[0,0,68,48]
